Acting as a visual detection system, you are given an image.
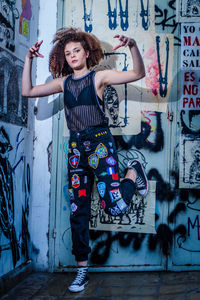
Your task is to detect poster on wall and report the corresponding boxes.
[63,0,174,136]
[0,47,28,127]
[176,0,200,22]
[180,23,200,110]
[179,135,200,189]
[89,181,156,234]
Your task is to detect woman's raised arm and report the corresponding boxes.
[22,41,63,98]
[96,35,145,87]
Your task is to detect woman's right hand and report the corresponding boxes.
[27,40,44,59]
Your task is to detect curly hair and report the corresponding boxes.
[49,27,104,78]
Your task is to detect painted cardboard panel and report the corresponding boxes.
[176,0,200,22]
[0,47,28,127]
[179,134,200,188]
[90,180,156,234]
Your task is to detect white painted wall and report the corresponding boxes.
[30,0,58,271]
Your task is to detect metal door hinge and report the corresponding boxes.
[52,229,57,239]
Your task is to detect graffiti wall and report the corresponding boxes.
[50,0,200,271]
[0,0,38,277]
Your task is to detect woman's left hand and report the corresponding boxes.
[113,35,136,50]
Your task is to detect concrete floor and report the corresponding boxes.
[1,271,200,300]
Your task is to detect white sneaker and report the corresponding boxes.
[68,267,89,293]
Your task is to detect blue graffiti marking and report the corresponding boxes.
[83,0,93,32]
[156,36,169,98]
[107,0,118,30]
[119,0,129,31]
[140,0,149,31]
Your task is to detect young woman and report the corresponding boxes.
[22,27,148,293]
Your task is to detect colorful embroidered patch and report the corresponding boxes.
[84,175,87,184]
[88,153,99,169]
[107,167,115,175]
[100,200,106,210]
[73,148,80,156]
[69,155,80,168]
[71,142,77,148]
[97,182,106,198]
[68,189,74,201]
[95,143,108,158]
[71,202,78,212]
[112,172,119,180]
[109,188,122,203]
[106,156,116,166]
[108,142,113,147]
[83,141,91,151]
[98,172,108,177]
[111,182,120,187]
[72,174,80,188]
[79,189,86,197]
[95,130,107,137]
[70,168,83,173]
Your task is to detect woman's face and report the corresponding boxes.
[64,41,89,70]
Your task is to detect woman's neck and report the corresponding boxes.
[73,67,90,79]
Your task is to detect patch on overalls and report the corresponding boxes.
[97,182,106,198]
[88,153,99,169]
[79,189,86,197]
[109,188,122,203]
[100,200,106,209]
[111,182,120,187]
[107,167,115,175]
[112,172,119,180]
[71,142,77,148]
[72,174,80,188]
[68,189,74,200]
[95,130,107,137]
[73,148,80,156]
[83,141,91,151]
[71,202,78,212]
[69,155,80,168]
[106,156,116,166]
[98,171,107,177]
[84,175,87,184]
[95,143,108,158]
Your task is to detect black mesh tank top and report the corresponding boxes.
[63,70,108,131]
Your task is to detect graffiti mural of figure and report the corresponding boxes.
[0,126,20,267]
[0,0,19,51]
[19,0,32,37]
[103,85,119,125]
[189,146,200,184]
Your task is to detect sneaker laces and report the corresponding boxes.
[72,268,88,285]
[136,176,145,188]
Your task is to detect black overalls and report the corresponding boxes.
[64,71,135,261]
